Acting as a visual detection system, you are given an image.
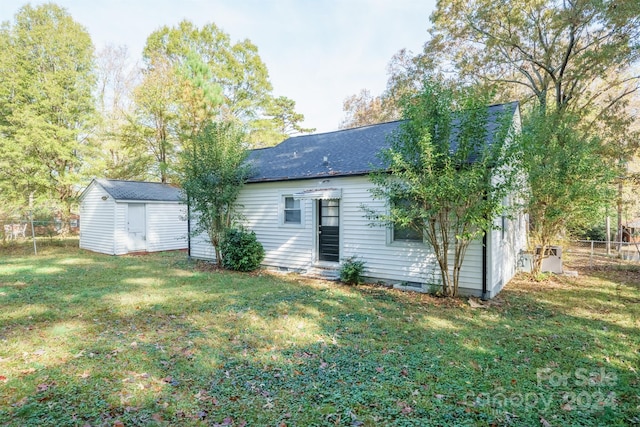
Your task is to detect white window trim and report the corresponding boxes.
[387,223,426,246]
[279,194,305,228]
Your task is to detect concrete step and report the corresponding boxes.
[303,266,340,281]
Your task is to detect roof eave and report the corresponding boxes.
[246,170,381,184]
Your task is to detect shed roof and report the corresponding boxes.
[246,101,519,183]
[94,179,183,202]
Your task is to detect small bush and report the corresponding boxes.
[220,229,265,272]
[339,257,366,285]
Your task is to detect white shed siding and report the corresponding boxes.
[146,203,187,252]
[113,202,129,255]
[79,183,116,255]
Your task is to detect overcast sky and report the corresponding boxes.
[1,0,436,133]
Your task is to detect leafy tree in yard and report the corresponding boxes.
[524,110,615,271]
[181,121,250,265]
[0,4,96,221]
[367,80,521,297]
[395,0,640,260]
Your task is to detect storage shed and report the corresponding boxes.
[79,179,187,255]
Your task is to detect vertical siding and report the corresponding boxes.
[79,183,116,255]
[146,203,188,252]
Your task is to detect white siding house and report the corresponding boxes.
[79,179,187,255]
[190,102,527,298]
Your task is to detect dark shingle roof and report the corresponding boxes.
[247,102,519,183]
[95,179,183,202]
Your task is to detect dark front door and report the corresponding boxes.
[318,199,339,262]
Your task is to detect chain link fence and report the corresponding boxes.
[1,219,79,241]
[567,240,640,268]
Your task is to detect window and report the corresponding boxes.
[284,196,301,224]
[391,199,423,242]
[393,223,423,242]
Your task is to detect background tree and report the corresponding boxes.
[143,20,272,122]
[141,20,311,148]
[249,96,315,147]
[0,3,96,222]
[176,51,224,138]
[180,121,250,265]
[422,0,640,112]
[339,89,399,129]
[95,44,146,180]
[123,57,180,183]
[366,80,521,296]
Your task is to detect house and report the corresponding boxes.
[190,102,527,298]
[79,179,187,255]
[623,219,640,243]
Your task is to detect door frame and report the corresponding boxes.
[126,203,147,252]
[314,198,341,264]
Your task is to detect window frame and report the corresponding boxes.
[280,194,304,227]
[392,222,424,243]
[387,199,425,245]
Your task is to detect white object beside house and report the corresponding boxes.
[190,102,527,298]
[79,179,187,255]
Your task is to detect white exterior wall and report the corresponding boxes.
[79,182,116,254]
[487,208,528,298]
[189,213,217,260]
[146,203,187,252]
[113,201,187,255]
[80,181,187,255]
[192,181,317,269]
[113,202,128,255]
[190,175,487,294]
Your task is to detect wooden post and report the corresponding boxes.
[29,192,37,255]
[606,216,611,256]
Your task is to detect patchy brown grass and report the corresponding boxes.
[0,240,638,426]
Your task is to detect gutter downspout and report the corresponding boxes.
[481,232,488,300]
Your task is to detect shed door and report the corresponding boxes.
[127,203,146,251]
[318,199,339,262]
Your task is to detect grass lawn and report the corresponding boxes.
[0,239,638,426]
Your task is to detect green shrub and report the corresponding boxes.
[339,257,366,285]
[220,229,265,272]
